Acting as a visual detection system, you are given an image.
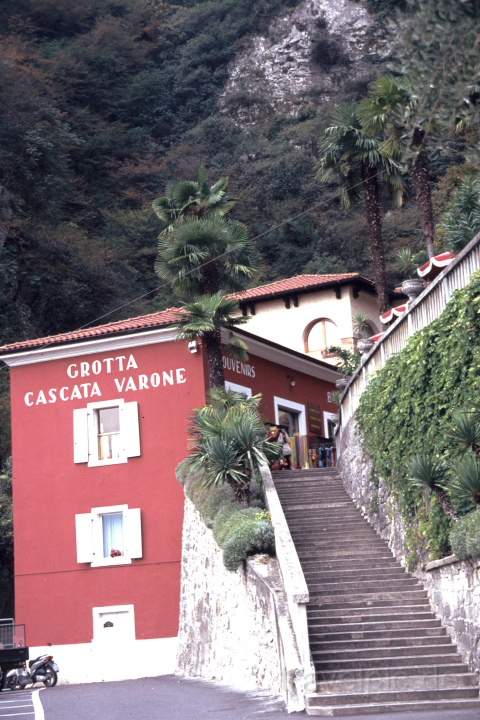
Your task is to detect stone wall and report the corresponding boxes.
[424,555,480,672]
[176,498,284,697]
[338,415,480,673]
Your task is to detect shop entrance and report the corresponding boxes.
[274,397,307,469]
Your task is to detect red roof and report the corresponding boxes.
[0,273,374,356]
[0,307,183,355]
[230,273,373,302]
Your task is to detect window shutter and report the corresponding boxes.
[73,409,89,464]
[121,402,141,458]
[125,508,142,559]
[75,513,94,563]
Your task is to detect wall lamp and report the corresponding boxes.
[188,340,199,354]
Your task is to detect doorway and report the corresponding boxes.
[274,397,307,469]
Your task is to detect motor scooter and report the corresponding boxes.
[4,654,59,689]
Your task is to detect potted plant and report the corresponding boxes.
[357,337,374,356]
[394,248,426,301]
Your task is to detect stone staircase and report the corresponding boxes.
[273,468,480,716]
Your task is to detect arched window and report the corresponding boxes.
[304,318,341,359]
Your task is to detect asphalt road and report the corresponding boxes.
[39,676,480,720]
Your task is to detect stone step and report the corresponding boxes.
[315,663,472,682]
[307,604,434,619]
[302,557,397,571]
[308,580,421,596]
[309,588,429,603]
[291,526,377,536]
[308,619,442,635]
[304,569,408,583]
[287,520,369,530]
[309,626,446,642]
[310,636,452,652]
[313,645,458,662]
[316,672,479,694]
[306,692,480,716]
[296,539,388,551]
[308,593,429,610]
[313,653,464,672]
[308,686,480,707]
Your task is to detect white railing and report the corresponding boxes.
[340,232,480,429]
[259,461,316,711]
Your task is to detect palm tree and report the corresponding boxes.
[176,293,248,389]
[359,76,437,258]
[178,391,281,505]
[318,103,403,311]
[152,165,236,232]
[155,215,257,296]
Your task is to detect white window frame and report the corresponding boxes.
[75,504,143,568]
[224,381,252,399]
[92,604,136,643]
[73,399,141,467]
[273,396,307,436]
[323,411,338,439]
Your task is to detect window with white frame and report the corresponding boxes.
[73,399,141,467]
[224,380,252,399]
[75,504,142,567]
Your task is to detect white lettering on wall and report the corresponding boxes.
[222,356,256,379]
[23,353,189,407]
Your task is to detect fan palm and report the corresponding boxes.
[176,293,248,389]
[450,452,480,515]
[155,215,256,296]
[359,76,437,258]
[179,392,281,504]
[447,410,480,455]
[409,453,455,518]
[317,103,403,311]
[152,165,237,233]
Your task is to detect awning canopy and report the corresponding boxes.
[417,251,456,280]
[379,303,409,325]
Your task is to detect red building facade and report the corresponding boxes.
[0,312,338,682]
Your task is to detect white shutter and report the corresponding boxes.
[73,409,89,464]
[125,508,142,559]
[75,513,94,563]
[121,402,141,458]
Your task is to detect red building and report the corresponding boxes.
[0,309,339,683]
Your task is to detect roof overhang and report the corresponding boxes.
[223,328,341,384]
[236,276,377,306]
[0,326,178,367]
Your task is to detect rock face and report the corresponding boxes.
[221,0,380,123]
[338,415,480,673]
[176,498,284,695]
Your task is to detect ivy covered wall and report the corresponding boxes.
[357,271,480,563]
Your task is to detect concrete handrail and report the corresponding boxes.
[340,232,480,430]
[259,461,316,708]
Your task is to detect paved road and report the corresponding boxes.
[0,688,38,718]
[39,676,480,720]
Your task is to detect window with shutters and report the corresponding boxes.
[73,399,141,467]
[75,505,142,567]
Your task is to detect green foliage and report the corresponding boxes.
[358,271,480,563]
[449,510,480,560]
[179,390,281,504]
[327,346,361,377]
[447,410,480,455]
[393,248,426,278]
[176,294,246,339]
[439,175,480,252]
[184,476,275,571]
[409,454,447,493]
[450,453,480,515]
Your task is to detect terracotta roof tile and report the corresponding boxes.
[230,273,373,302]
[0,307,183,355]
[0,273,374,356]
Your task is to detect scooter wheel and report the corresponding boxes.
[43,668,57,688]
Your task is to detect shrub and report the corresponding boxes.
[311,34,349,68]
[223,518,275,572]
[450,510,480,560]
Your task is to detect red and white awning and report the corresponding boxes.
[380,303,409,325]
[417,251,456,280]
[370,332,385,343]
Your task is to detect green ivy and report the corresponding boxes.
[357,271,480,563]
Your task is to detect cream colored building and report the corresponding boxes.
[231,273,380,365]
